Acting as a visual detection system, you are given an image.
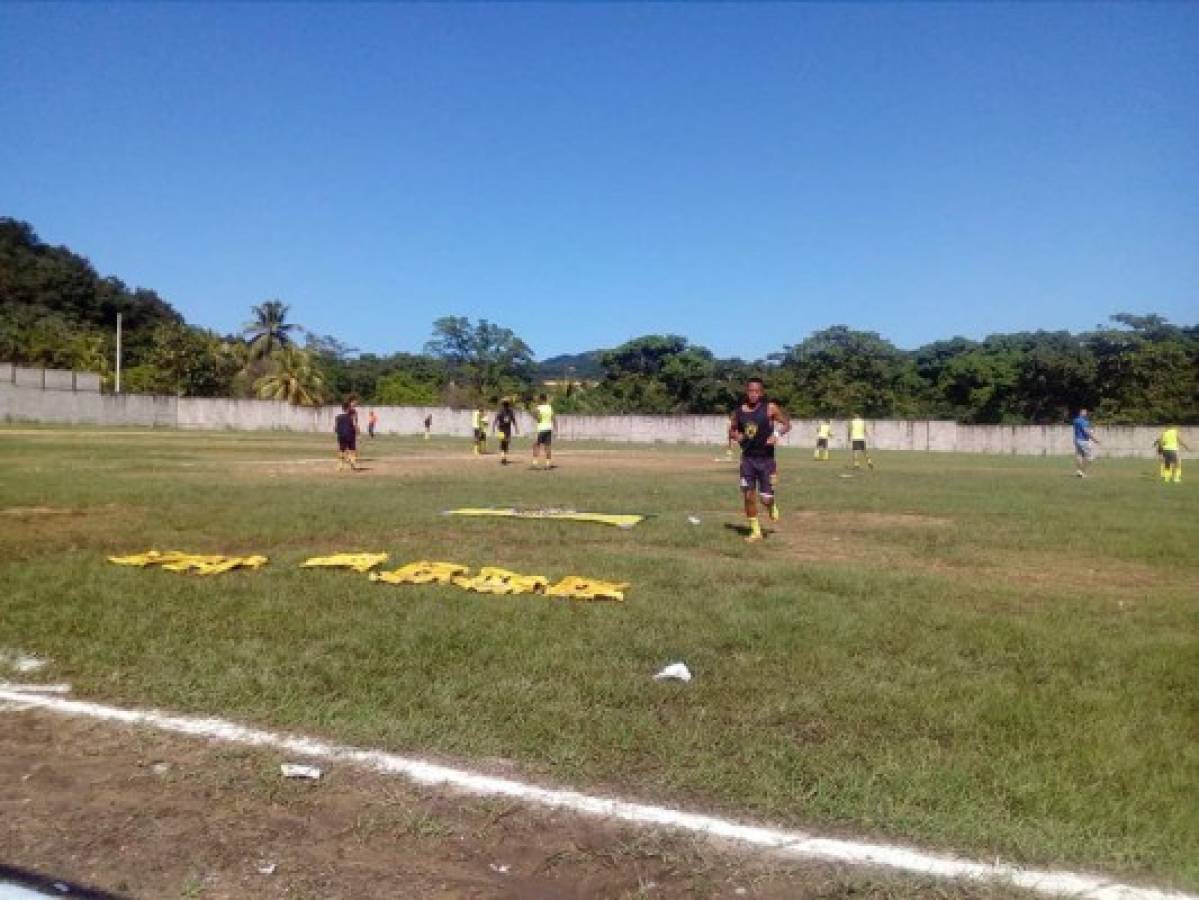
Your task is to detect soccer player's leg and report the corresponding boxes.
[764,462,780,521]
[740,459,763,541]
[500,434,510,465]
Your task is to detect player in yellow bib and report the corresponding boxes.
[814,420,832,461]
[471,407,489,455]
[1153,426,1189,484]
[532,394,555,469]
[848,415,874,470]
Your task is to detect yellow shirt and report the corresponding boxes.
[817,423,831,439]
[850,418,866,441]
[472,410,483,429]
[1160,428,1180,452]
[536,403,554,432]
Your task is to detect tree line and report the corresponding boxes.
[2,217,1195,423]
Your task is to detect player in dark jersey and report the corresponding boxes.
[334,398,360,472]
[729,377,791,542]
[493,399,520,465]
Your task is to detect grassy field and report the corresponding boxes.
[1,426,1196,891]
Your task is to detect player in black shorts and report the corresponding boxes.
[334,398,360,472]
[493,399,519,465]
[729,377,791,542]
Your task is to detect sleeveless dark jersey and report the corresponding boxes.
[495,409,515,434]
[734,402,773,458]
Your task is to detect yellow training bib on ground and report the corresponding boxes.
[537,403,553,431]
[545,576,629,602]
[301,553,390,573]
[370,561,470,586]
[446,508,643,529]
[1160,428,1180,452]
[452,567,549,595]
[850,418,866,440]
[108,550,267,576]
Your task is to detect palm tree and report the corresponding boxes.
[243,300,299,360]
[254,348,328,406]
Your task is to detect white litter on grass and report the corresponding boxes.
[0,683,72,694]
[653,663,692,683]
[687,516,702,525]
[0,650,49,673]
[488,863,510,874]
[0,688,1193,900]
[257,863,277,876]
[280,763,322,780]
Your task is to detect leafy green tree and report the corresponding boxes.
[243,300,299,360]
[771,326,925,417]
[374,370,441,405]
[254,348,328,406]
[424,316,534,400]
[1086,315,1198,424]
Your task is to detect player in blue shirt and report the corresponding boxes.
[1072,408,1100,478]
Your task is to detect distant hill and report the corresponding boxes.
[537,350,605,380]
[1,217,184,367]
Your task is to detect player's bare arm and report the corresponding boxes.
[766,403,790,443]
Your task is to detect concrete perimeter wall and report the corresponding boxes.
[1,380,1191,458]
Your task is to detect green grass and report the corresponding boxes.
[1,426,1196,890]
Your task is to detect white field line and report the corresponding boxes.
[0,686,1192,900]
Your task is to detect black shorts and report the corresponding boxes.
[474,428,485,442]
[852,439,866,451]
[1163,449,1179,466]
[537,431,552,446]
[816,438,828,448]
[338,435,356,452]
[739,456,777,496]
[499,429,512,450]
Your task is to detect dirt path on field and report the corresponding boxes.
[0,707,1030,900]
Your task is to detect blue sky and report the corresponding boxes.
[1,3,1195,360]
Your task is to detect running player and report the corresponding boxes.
[1153,425,1189,484]
[532,394,554,469]
[494,399,519,465]
[334,399,360,472]
[814,419,832,461]
[729,377,791,542]
[367,410,378,438]
[1072,408,1100,478]
[849,414,873,470]
[424,413,432,440]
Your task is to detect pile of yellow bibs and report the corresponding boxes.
[370,561,628,602]
[300,553,390,573]
[108,550,629,600]
[108,550,268,576]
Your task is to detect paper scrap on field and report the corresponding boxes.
[653,662,692,682]
[280,763,322,780]
[445,508,644,529]
[300,553,389,573]
[108,550,268,576]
